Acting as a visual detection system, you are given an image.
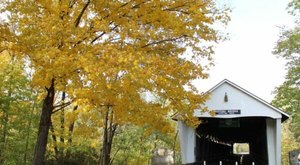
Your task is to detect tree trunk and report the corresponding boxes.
[67,105,78,145]
[99,106,117,165]
[23,114,33,164]
[32,79,55,165]
[23,94,37,164]
[66,105,78,159]
[99,109,109,165]
[50,121,59,159]
[59,92,66,163]
[60,92,65,144]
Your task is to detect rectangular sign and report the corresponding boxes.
[214,109,241,115]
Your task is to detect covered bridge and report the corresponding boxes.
[178,79,289,165]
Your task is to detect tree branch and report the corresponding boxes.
[50,120,59,158]
[141,35,187,48]
[110,146,121,165]
[0,48,6,54]
[162,1,198,15]
[52,101,73,114]
[90,31,106,44]
[74,0,90,27]
[73,36,88,47]
[163,8,190,15]
[68,0,77,9]
[90,24,119,44]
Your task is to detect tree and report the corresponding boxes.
[281,121,299,165]
[111,125,179,165]
[0,51,40,164]
[46,103,100,164]
[272,0,300,141]
[1,0,229,164]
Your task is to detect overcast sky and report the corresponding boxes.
[194,0,295,102]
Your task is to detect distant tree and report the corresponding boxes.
[110,124,180,165]
[272,2,300,163]
[272,0,300,141]
[281,121,299,165]
[0,51,40,164]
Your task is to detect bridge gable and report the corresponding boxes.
[194,79,289,121]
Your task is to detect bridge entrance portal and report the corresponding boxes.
[195,117,268,165]
[178,80,289,165]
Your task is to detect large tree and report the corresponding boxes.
[1,0,229,164]
[272,0,300,140]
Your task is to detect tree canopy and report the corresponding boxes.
[0,0,229,164]
[0,51,40,164]
[272,0,300,140]
[3,0,229,126]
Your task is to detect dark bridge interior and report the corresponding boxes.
[195,117,268,165]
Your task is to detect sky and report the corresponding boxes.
[194,0,295,102]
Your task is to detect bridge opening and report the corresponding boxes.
[195,117,268,165]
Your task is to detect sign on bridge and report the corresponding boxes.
[215,109,241,115]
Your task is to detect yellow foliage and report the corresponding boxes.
[2,0,229,129]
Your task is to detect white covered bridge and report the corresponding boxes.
[178,79,289,165]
